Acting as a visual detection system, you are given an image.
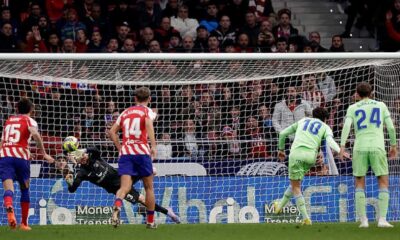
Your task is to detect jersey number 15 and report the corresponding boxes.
[355,108,381,130]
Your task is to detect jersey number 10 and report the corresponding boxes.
[355,108,381,130]
[303,120,322,135]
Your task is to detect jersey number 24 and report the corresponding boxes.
[355,108,381,130]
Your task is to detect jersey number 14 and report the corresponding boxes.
[123,118,142,138]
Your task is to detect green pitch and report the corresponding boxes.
[1,223,399,240]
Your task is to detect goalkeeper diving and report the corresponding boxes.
[62,146,180,223]
[274,107,349,225]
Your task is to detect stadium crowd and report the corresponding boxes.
[0,0,399,53]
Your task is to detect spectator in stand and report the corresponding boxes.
[340,0,375,38]
[104,100,117,124]
[316,72,337,103]
[236,32,253,52]
[109,0,136,33]
[224,40,237,52]
[104,38,119,52]
[272,8,298,41]
[308,31,327,52]
[162,0,179,18]
[25,26,47,53]
[194,25,209,52]
[204,129,221,160]
[260,19,273,34]
[115,22,131,51]
[220,126,241,159]
[76,0,95,20]
[301,74,325,108]
[248,0,274,22]
[120,38,135,53]
[272,86,312,134]
[21,3,42,38]
[210,15,236,48]
[207,35,221,52]
[168,32,183,52]
[61,38,76,53]
[329,35,345,52]
[327,97,345,137]
[75,29,89,53]
[303,41,313,52]
[47,32,61,52]
[241,11,260,47]
[180,35,196,52]
[82,3,108,39]
[156,133,173,159]
[242,116,269,159]
[182,119,200,158]
[275,37,288,53]
[148,39,162,52]
[46,0,69,24]
[0,23,18,52]
[258,104,274,137]
[224,0,249,30]
[0,7,18,37]
[87,30,104,52]
[255,31,275,52]
[199,1,219,33]
[136,27,155,52]
[171,5,199,39]
[137,0,163,29]
[61,8,87,41]
[384,1,400,51]
[155,16,180,50]
[37,16,51,41]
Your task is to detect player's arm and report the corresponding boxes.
[277,122,298,160]
[109,123,122,152]
[339,108,353,160]
[383,105,398,159]
[145,117,157,159]
[66,170,86,193]
[28,126,55,163]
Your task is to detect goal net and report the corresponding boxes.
[0,53,399,225]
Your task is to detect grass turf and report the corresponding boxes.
[0,223,399,240]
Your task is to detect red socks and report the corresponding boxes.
[21,202,30,225]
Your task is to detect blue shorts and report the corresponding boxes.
[0,157,30,183]
[118,155,153,177]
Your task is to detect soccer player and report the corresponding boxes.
[0,98,55,230]
[109,87,158,228]
[340,82,397,228]
[64,146,180,223]
[274,107,347,225]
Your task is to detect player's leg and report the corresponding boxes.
[291,179,311,225]
[352,150,369,228]
[18,180,31,231]
[275,186,292,214]
[0,158,17,229]
[16,158,31,230]
[129,189,181,223]
[142,175,156,227]
[371,149,392,227]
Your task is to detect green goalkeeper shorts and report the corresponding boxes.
[288,148,317,180]
[353,148,388,177]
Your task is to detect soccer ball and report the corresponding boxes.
[63,136,79,152]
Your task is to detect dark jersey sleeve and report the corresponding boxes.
[67,168,88,193]
[85,147,101,164]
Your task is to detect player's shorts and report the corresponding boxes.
[0,157,30,183]
[118,154,153,177]
[353,148,388,177]
[288,148,317,180]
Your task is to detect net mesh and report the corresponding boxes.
[0,56,399,224]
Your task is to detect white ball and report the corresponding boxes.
[63,136,79,152]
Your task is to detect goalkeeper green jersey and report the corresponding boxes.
[278,117,340,154]
[340,98,397,151]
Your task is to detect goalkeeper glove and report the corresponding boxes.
[68,149,86,163]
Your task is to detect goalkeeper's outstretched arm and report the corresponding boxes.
[66,170,86,193]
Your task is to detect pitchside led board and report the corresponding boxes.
[0,176,399,225]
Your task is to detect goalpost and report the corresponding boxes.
[0,53,399,225]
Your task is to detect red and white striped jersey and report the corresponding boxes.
[115,105,156,156]
[1,115,38,160]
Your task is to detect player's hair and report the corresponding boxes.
[312,107,329,122]
[135,87,151,102]
[17,98,33,114]
[356,82,372,98]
